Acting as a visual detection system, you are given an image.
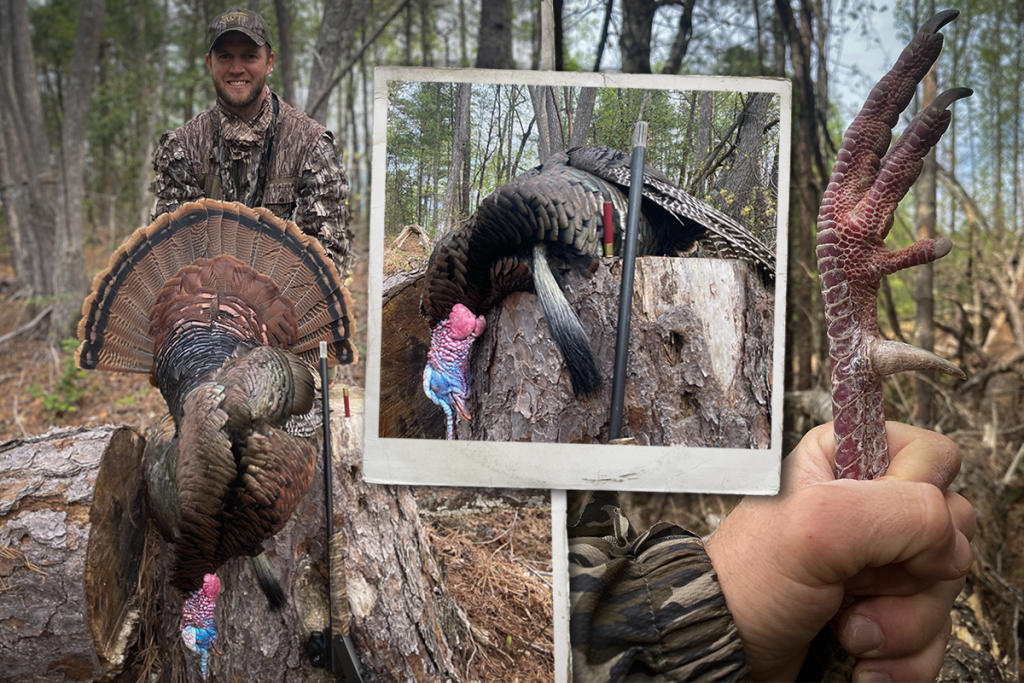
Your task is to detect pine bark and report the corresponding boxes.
[0,426,144,683]
[468,258,773,445]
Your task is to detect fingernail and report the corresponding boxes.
[954,532,973,573]
[844,615,884,655]
[854,670,892,683]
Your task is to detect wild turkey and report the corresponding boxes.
[421,144,776,439]
[815,9,968,480]
[76,199,355,677]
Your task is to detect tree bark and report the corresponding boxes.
[137,0,170,229]
[468,258,773,445]
[661,0,697,74]
[379,259,773,446]
[593,0,613,72]
[0,426,145,682]
[1,394,473,682]
[379,270,446,440]
[568,87,597,149]
[273,0,297,106]
[529,85,564,162]
[52,0,105,337]
[714,92,773,239]
[437,82,472,240]
[475,0,513,69]
[619,0,667,74]
[0,0,56,302]
[775,0,830,401]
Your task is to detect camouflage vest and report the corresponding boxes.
[176,93,326,219]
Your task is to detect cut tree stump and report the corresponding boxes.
[0,389,473,683]
[0,425,144,683]
[380,256,774,446]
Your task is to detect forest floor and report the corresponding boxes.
[0,225,554,683]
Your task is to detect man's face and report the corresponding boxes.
[206,32,274,112]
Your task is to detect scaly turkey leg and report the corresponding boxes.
[817,9,969,480]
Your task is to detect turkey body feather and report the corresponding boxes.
[420,145,775,439]
[77,199,355,598]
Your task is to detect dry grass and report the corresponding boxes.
[424,505,554,683]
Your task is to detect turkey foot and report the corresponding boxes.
[816,9,969,480]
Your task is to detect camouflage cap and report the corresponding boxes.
[207,8,270,54]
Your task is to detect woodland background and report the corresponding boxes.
[3,0,1024,680]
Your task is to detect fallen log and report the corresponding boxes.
[0,425,143,682]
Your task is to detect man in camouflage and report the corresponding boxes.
[151,7,352,278]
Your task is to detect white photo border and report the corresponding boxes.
[364,66,792,495]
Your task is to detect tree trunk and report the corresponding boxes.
[378,259,773,446]
[419,0,431,66]
[593,0,613,72]
[0,426,145,682]
[913,62,940,426]
[467,258,773,445]
[568,87,597,149]
[52,0,105,338]
[529,85,564,163]
[775,0,830,401]
[0,0,56,302]
[476,0,513,69]
[379,270,447,440]
[273,0,297,106]
[306,0,372,124]
[692,91,714,196]
[1,393,473,682]
[662,0,697,74]
[437,82,472,239]
[714,92,773,239]
[619,0,660,74]
[138,0,169,228]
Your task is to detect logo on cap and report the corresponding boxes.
[207,8,270,54]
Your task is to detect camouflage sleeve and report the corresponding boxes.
[150,130,203,221]
[293,132,353,279]
[569,491,750,682]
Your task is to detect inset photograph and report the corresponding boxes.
[364,68,790,492]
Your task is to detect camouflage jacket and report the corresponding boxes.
[569,491,750,682]
[151,92,353,278]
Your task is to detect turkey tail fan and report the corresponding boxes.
[532,243,601,396]
[77,199,356,373]
[250,552,286,610]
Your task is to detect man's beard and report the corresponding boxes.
[215,71,267,110]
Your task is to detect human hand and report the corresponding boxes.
[704,422,976,682]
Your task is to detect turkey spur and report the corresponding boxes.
[421,145,776,440]
[76,199,355,666]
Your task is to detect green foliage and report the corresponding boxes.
[29,339,88,417]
